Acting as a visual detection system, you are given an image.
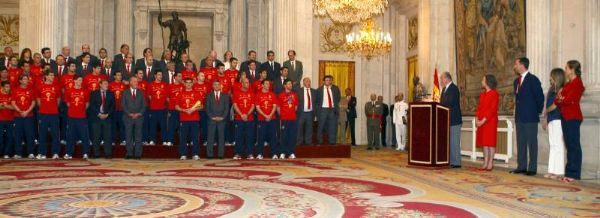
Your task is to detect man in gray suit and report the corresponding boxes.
[296,77,317,145]
[282,50,303,87]
[121,77,146,159]
[365,94,382,150]
[206,80,230,159]
[316,75,341,145]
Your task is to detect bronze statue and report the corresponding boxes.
[413,76,425,102]
[158,11,189,62]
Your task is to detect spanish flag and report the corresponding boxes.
[432,68,440,102]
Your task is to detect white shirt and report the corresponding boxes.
[321,85,333,108]
[444,81,452,93]
[303,87,312,112]
[168,70,175,83]
[393,101,409,124]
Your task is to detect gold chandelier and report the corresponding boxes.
[313,0,389,24]
[345,18,392,60]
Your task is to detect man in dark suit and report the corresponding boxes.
[199,50,223,68]
[139,58,159,82]
[101,59,115,81]
[76,53,93,76]
[273,67,289,94]
[41,47,55,66]
[296,77,317,145]
[0,46,14,68]
[440,72,463,168]
[89,79,115,158]
[260,50,281,81]
[50,55,68,77]
[378,96,389,147]
[206,80,230,159]
[239,50,261,73]
[122,77,146,159]
[113,44,130,70]
[119,53,135,81]
[344,88,357,146]
[61,46,75,65]
[157,50,174,74]
[244,62,260,83]
[135,48,158,72]
[282,50,303,87]
[510,57,544,176]
[76,44,100,66]
[316,75,341,145]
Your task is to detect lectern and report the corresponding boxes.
[408,102,450,168]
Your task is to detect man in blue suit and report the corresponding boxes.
[260,50,281,81]
[440,72,463,168]
[89,79,115,158]
[510,57,544,176]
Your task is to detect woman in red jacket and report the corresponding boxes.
[555,60,585,183]
[476,74,499,171]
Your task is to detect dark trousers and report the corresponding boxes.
[14,117,35,156]
[0,121,14,156]
[381,121,387,146]
[562,119,582,179]
[166,110,179,143]
[516,122,538,173]
[225,116,234,144]
[206,119,226,158]
[142,110,150,142]
[66,118,90,156]
[148,109,167,143]
[257,120,278,156]
[280,120,297,155]
[199,111,208,144]
[391,124,397,146]
[296,112,313,145]
[92,117,112,157]
[348,118,356,145]
[124,117,144,158]
[234,120,255,156]
[59,102,67,141]
[179,121,199,156]
[112,111,125,143]
[317,108,337,144]
[38,114,60,156]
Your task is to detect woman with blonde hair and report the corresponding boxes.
[542,68,566,179]
[475,74,499,171]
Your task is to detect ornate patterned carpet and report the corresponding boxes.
[0,146,598,217]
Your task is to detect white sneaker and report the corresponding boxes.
[13,155,21,159]
[52,154,59,159]
[82,154,88,160]
[279,154,285,159]
[203,142,207,146]
[34,139,39,145]
[35,154,41,159]
[143,141,149,145]
[63,154,72,159]
[121,141,126,145]
[180,156,187,160]
[60,140,67,145]
[112,143,115,146]
[76,140,82,144]
[28,154,35,159]
[233,155,241,160]
[149,141,155,146]
[3,155,9,159]
[247,155,254,160]
[289,154,296,159]
[264,142,268,146]
[101,140,104,145]
[272,155,278,159]
[192,155,199,160]
[37,155,47,160]
[256,154,263,160]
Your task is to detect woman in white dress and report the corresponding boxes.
[392,93,408,151]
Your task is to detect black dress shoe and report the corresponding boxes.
[509,169,526,174]
[134,157,141,160]
[105,156,112,159]
[450,165,462,168]
[375,147,380,150]
[525,171,537,176]
[125,156,132,159]
[367,147,373,150]
[206,157,213,159]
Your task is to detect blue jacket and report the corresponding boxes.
[440,83,463,126]
[514,72,544,123]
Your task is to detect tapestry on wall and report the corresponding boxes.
[454,0,526,115]
[0,15,18,49]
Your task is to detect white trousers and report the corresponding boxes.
[547,120,565,175]
[395,123,406,150]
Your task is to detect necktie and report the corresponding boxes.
[251,70,254,78]
[306,88,311,110]
[517,77,523,93]
[126,65,130,74]
[327,87,332,108]
[146,67,151,78]
[101,59,105,68]
[84,64,87,72]
[58,66,63,76]
[107,69,111,77]
[170,71,174,84]
[215,92,220,103]
[270,62,273,71]
[101,91,105,113]
[132,89,136,98]
[291,61,295,70]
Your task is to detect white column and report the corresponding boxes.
[228,0,247,58]
[19,0,66,54]
[115,0,134,54]
[274,0,296,63]
[586,0,600,90]
[526,0,552,90]
[246,0,260,51]
[294,0,313,80]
